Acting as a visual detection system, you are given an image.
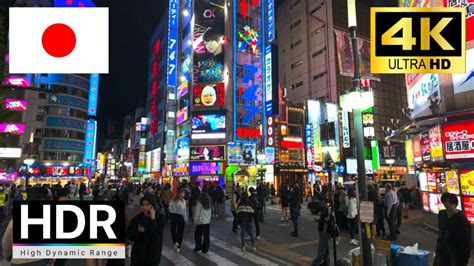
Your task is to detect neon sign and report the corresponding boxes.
[150,38,162,135]
[3,99,27,111]
[167,0,179,87]
[238,25,259,54]
[54,0,95,7]
[0,123,24,134]
[83,120,97,166]
[264,45,272,115]
[236,127,261,138]
[267,0,274,42]
[306,124,314,168]
[87,74,99,116]
[4,76,30,87]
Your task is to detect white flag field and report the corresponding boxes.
[9,7,109,74]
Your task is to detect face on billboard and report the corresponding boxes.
[190,145,226,161]
[193,0,225,83]
[175,137,190,162]
[241,144,256,164]
[193,84,224,106]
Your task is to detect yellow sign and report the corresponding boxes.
[460,170,474,196]
[445,170,460,194]
[371,8,465,74]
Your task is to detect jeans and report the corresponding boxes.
[376,216,386,236]
[397,204,403,228]
[253,214,260,237]
[348,217,358,239]
[232,211,239,231]
[312,232,330,266]
[194,223,210,252]
[290,207,300,234]
[170,213,185,247]
[386,206,397,238]
[240,223,254,248]
[218,203,224,217]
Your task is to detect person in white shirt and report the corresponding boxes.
[193,192,212,253]
[169,188,188,253]
[346,188,359,245]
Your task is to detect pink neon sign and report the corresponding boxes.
[4,76,30,87]
[3,99,27,111]
[0,123,25,134]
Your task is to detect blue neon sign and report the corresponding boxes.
[43,139,85,152]
[83,119,97,166]
[88,74,99,116]
[267,0,275,42]
[167,0,179,88]
[46,116,86,131]
[264,45,272,115]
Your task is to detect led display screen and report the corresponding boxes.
[460,170,474,196]
[421,131,431,162]
[419,172,428,191]
[191,113,226,139]
[190,145,226,161]
[193,0,225,83]
[175,137,190,162]
[193,84,225,106]
[189,162,225,175]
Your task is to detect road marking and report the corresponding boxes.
[161,244,196,266]
[234,234,295,265]
[210,236,278,266]
[182,241,238,266]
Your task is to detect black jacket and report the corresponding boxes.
[249,193,261,214]
[289,187,302,208]
[127,212,164,266]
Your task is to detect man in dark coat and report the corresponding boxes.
[289,183,302,237]
[127,195,164,266]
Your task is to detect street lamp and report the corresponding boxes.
[343,0,372,264]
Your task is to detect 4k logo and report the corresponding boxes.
[371,8,466,74]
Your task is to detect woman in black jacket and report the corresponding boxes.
[280,185,290,222]
[127,195,164,266]
[237,193,256,251]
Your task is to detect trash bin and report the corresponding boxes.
[396,250,430,266]
[391,244,401,266]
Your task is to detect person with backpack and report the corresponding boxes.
[231,186,242,233]
[312,196,335,266]
[236,193,256,251]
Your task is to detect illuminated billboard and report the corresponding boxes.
[167,0,179,87]
[227,143,256,164]
[0,123,24,134]
[175,136,190,162]
[193,84,225,107]
[189,162,225,175]
[178,81,189,99]
[43,139,84,152]
[191,113,226,139]
[264,45,272,115]
[190,145,226,161]
[54,0,96,7]
[4,76,30,87]
[193,0,225,83]
[176,107,188,124]
[2,99,27,111]
[46,117,86,131]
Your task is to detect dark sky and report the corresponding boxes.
[96,0,165,148]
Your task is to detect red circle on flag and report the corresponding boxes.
[41,23,76,58]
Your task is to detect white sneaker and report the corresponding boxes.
[253,246,257,251]
[177,248,180,253]
[174,242,179,251]
[256,236,260,240]
[242,246,246,252]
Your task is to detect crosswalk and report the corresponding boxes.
[158,236,286,266]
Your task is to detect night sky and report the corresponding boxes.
[96,0,165,148]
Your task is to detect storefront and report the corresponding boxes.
[17,164,91,186]
[374,165,408,180]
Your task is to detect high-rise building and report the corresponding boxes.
[276,0,408,176]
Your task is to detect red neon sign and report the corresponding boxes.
[236,127,261,138]
[281,141,303,149]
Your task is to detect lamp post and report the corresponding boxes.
[344,0,372,264]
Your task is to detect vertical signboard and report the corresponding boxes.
[233,0,264,142]
[266,0,275,42]
[264,44,273,115]
[87,74,99,116]
[83,119,96,166]
[371,140,380,170]
[341,111,350,148]
[267,116,274,146]
[150,38,162,135]
[405,139,414,167]
[305,124,314,168]
[167,0,179,87]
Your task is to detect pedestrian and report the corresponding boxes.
[169,188,188,253]
[256,184,266,221]
[0,186,6,226]
[434,192,471,266]
[395,185,404,232]
[249,187,261,239]
[189,184,201,222]
[399,183,411,218]
[79,182,87,201]
[161,183,174,220]
[289,183,302,237]
[346,188,359,245]
[193,192,212,253]
[231,186,242,233]
[127,195,164,266]
[384,183,399,241]
[270,184,276,204]
[216,185,225,217]
[337,187,348,230]
[312,196,333,266]
[367,184,382,239]
[280,185,290,222]
[313,181,322,201]
[374,186,386,238]
[236,193,256,251]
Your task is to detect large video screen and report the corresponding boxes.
[191,113,226,139]
[190,145,226,161]
[193,84,225,107]
[193,0,225,83]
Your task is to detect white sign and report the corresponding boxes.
[346,158,373,174]
[407,74,440,118]
[342,111,350,148]
[0,148,22,158]
[265,45,273,115]
[453,49,474,94]
[359,201,374,223]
